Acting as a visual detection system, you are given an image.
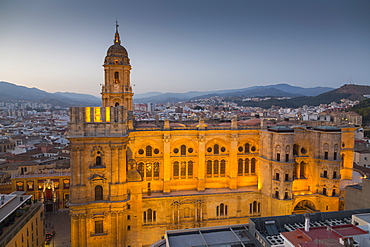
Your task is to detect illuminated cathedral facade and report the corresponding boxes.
[68,26,356,247]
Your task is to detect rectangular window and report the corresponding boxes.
[285,154,289,162]
[277,153,280,161]
[275,173,280,181]
[95,220,103,234]
[324,152,328,160]
[285,174,289,182]
[333,152,337,160]
[323,170,328,178]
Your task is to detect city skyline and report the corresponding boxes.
[1,0,369,97]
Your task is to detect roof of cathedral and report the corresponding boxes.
[268,126,294,132]
[136,123,158,128]
[314,126,341,132]
[169,123,186,128]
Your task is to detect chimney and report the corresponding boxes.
[304,213,310,232]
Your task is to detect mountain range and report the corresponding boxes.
[0,81,101,107]
[133,83,334,103]
[1,81,369,108]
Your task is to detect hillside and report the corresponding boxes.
[349,98,370,126]
[134,83,334,103]
[0,81,101,107]
[236,84,370,109]
[334,84,370,101]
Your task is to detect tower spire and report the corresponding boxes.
[114,19,121,45]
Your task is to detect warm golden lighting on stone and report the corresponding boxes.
[106,107,110,122]
[94,107,102,122]
[85,107,91,122]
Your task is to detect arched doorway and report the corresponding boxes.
[293,200,317,214]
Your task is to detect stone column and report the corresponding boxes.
[80,215,87,247]
[163,134,171,193]
[117,211,124,247]
[110,146,119,184]
[197,135,205,191]
[120,144,127,183]
[111,212,118,246]
[229,134,238,189]
[71,214,80,247]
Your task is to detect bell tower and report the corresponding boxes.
[101,21,133,110]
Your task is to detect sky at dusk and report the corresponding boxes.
[0,0,369,97]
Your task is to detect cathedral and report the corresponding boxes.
[68,25,356,247]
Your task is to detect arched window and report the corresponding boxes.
[285,147,289,162]
[253,201,258,213]
[220,160,226,176]
[284,192,289,199]
[146,146,152,157]
[276,145,281,161]
[217,203,227,216]
[114,71,119,83]
[138,162,144,178]
[115,102,119,107]
[95,185,103,201]
[146,163,152,178]
[144,209,156,223]
[250,201,261,214]
[245,158,250,174]
[206,160,212,176]
[323,188,327,195]
[245,143,250,153]
[153,162,159,179]
[181,161,187,178]
[275,191,279,199]
[251,158,256,174]
[188,161,193,178]
[95,156,102,166]
[334,144,339,160]
[238,159,243,176]
[324,143,329,159]
[213,160,219,177]
[173,161,179,178]
[180,145,186,156]
[214,144,219,154]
